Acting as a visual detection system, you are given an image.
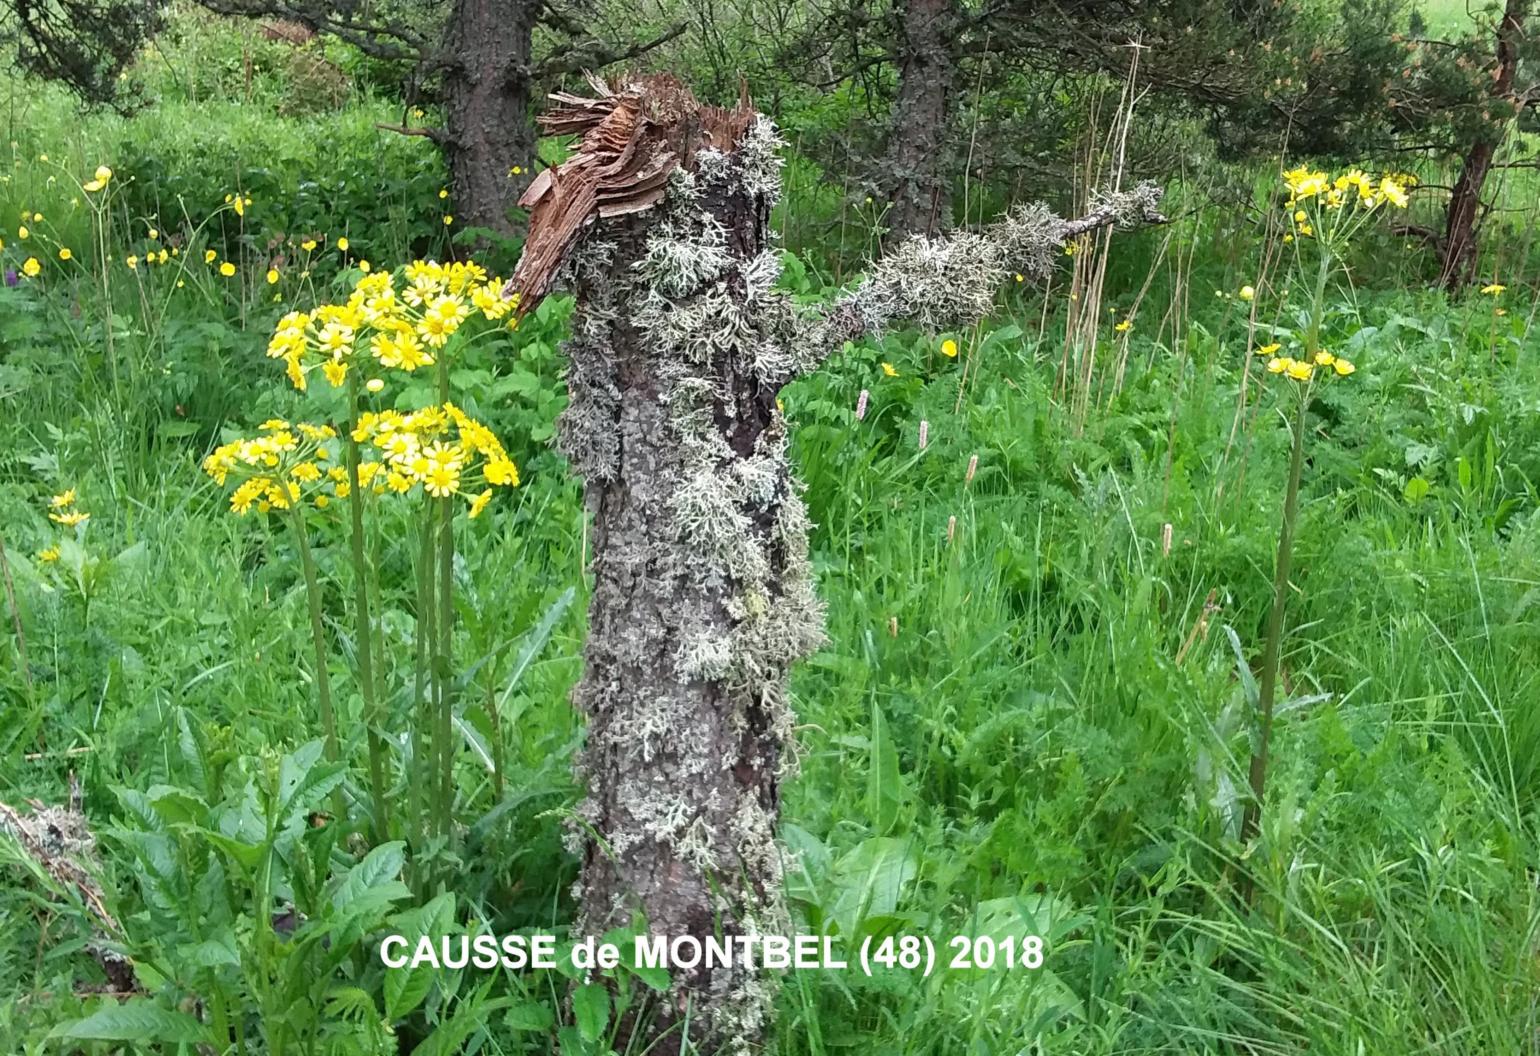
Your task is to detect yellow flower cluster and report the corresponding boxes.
[352,402,519,514]
[1265,349,1356,382]
[1284,167,1410,211]
[47,487,89,527]
[202,421,341,514]
[265,260,514,391]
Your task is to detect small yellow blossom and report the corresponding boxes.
[1285,360,1314,381]
[1314,350,1335,366]
[302,239,317,252]
[439,188,449,199]
[1267,357,1290,374]
[22,257,40,277]
[366,377,385,393]
[468,489,493,518]
[1480,283,1505,296]
[205,249,218,264]
[94,165,112,183]
[941,339,958,358]
[336,236,349,252]
[1239,285,1255,301]
[50,509,89,526]
[219,261,236,277]
[57,247,72,261]
[323,360,348,387]
[1333,357,1356,376]
[37,546,60,563]
[881,362,898,377]
[443,215,453,226]
[50,489,76,508]
[1256,343,1281,356]
[1114,319,1133,332]
[126,255,139,270]
[17,225,27,239]
[267,268,279,284]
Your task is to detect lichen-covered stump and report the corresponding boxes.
[504,73,1163,1055]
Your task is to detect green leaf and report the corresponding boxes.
[866,699,905,833]
[506,1000,556,1031]
[332,841,407,912]
[572,983,609,1043]
[49,1000,212,1044]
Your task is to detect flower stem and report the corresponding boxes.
[344,375,391,841]
[287,507,347,821]
[435,493,455,838]
[1242,381,1309,846]
[412,506,435,857]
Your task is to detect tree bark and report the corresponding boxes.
[1439,0,1528,290]
[442,0,537,239]
[880,0,958,246]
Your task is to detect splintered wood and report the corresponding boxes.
[503,73,755,311]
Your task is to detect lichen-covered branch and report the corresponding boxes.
[772,181,1166,378]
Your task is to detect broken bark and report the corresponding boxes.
[506,73,1162,1054]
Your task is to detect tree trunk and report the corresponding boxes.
[441,0,538,239]
[880,0,958,245]
[505,75,1164,1055]
[1439,0,1527,290]
[537,95,820,1054]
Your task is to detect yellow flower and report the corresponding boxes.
[1480,283,1505,296]
[423,463,460,497]
[302,239,317,252]
[1114,319,1132,332]
[359,260,371,273]
[57,247,72,261]
[1297,223,1313,238]
[940,338,958,358]
[1285,360,1313,381]
[1284,167,1328,199]
[1267,356,1290,374]
[366,377,385,393]
[1333,357,1356,376]
[158,249,168,265]
[37,546,59,563]
[126,255,139,270]
[443,215,453,226]
[1239,285,1255,301]
[881,362,898,377]
[83,179,105,193]
[50,509,89,526]
[336,236,349,252]
[484,457,519,487]
[267,268,279,284]
[94,164,112,183]
[22,257,40,277]
[468,488,493,518]
[1014,273,1024,283]
[1256,343,1281,356]
[1378,177,1409,209]
[219,261,236,277]
[17,225,27,239]
[50,489,76,508]
[322,360,348,387]
[1314,350,1335,366]
[205,249,218,264]
[148,228,158,240]
[439,188,449,199]
[233,196,246,217]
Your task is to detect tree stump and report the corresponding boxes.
[505,72,1163,1054]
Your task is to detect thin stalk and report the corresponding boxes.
[433,355,456,839]
[344,376,392,841]
[1242,391,1308,846]
[435,493,455,838]
[412,508,435,856]
[288,507,348,824]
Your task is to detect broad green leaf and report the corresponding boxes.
[49,1000,211,1044]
